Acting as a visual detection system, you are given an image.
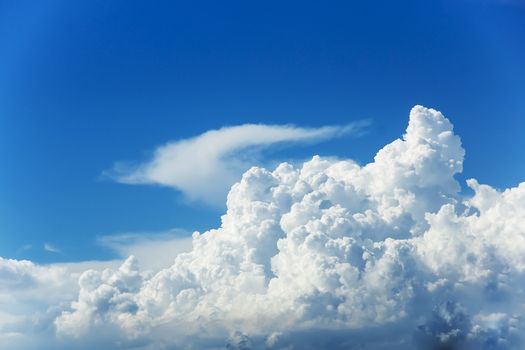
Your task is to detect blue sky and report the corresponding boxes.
[1,0,524,264]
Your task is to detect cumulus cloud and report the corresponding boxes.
[3,105,525,349]
[0,258,76,350]
[0,258,133,350]
[107,122,366,206]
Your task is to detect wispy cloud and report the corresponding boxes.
[97,229,193,271]
[43,243,60,253]
[105,122,367,206]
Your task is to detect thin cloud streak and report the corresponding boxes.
[105,121,368,207]
[97,229,193,271]
[43,243,60,253]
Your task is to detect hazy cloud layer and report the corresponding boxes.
[108,122,366,206]
[2,106,525,349]
[98,230,193,271]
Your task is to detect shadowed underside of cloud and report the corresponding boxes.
[2,105,525,350]
[107,122,367,206]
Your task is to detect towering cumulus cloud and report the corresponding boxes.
[9,106,525,349]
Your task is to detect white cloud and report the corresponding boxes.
[0,257,139,350]
[107,122,366,206]
[3,105,525,349]
[0,257,76,350]
[44,243,60,253]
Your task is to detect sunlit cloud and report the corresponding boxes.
[2,106,524,349]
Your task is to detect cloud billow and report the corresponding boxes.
[2,106,525,349]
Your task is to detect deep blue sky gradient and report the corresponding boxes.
[1,0,524,262]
